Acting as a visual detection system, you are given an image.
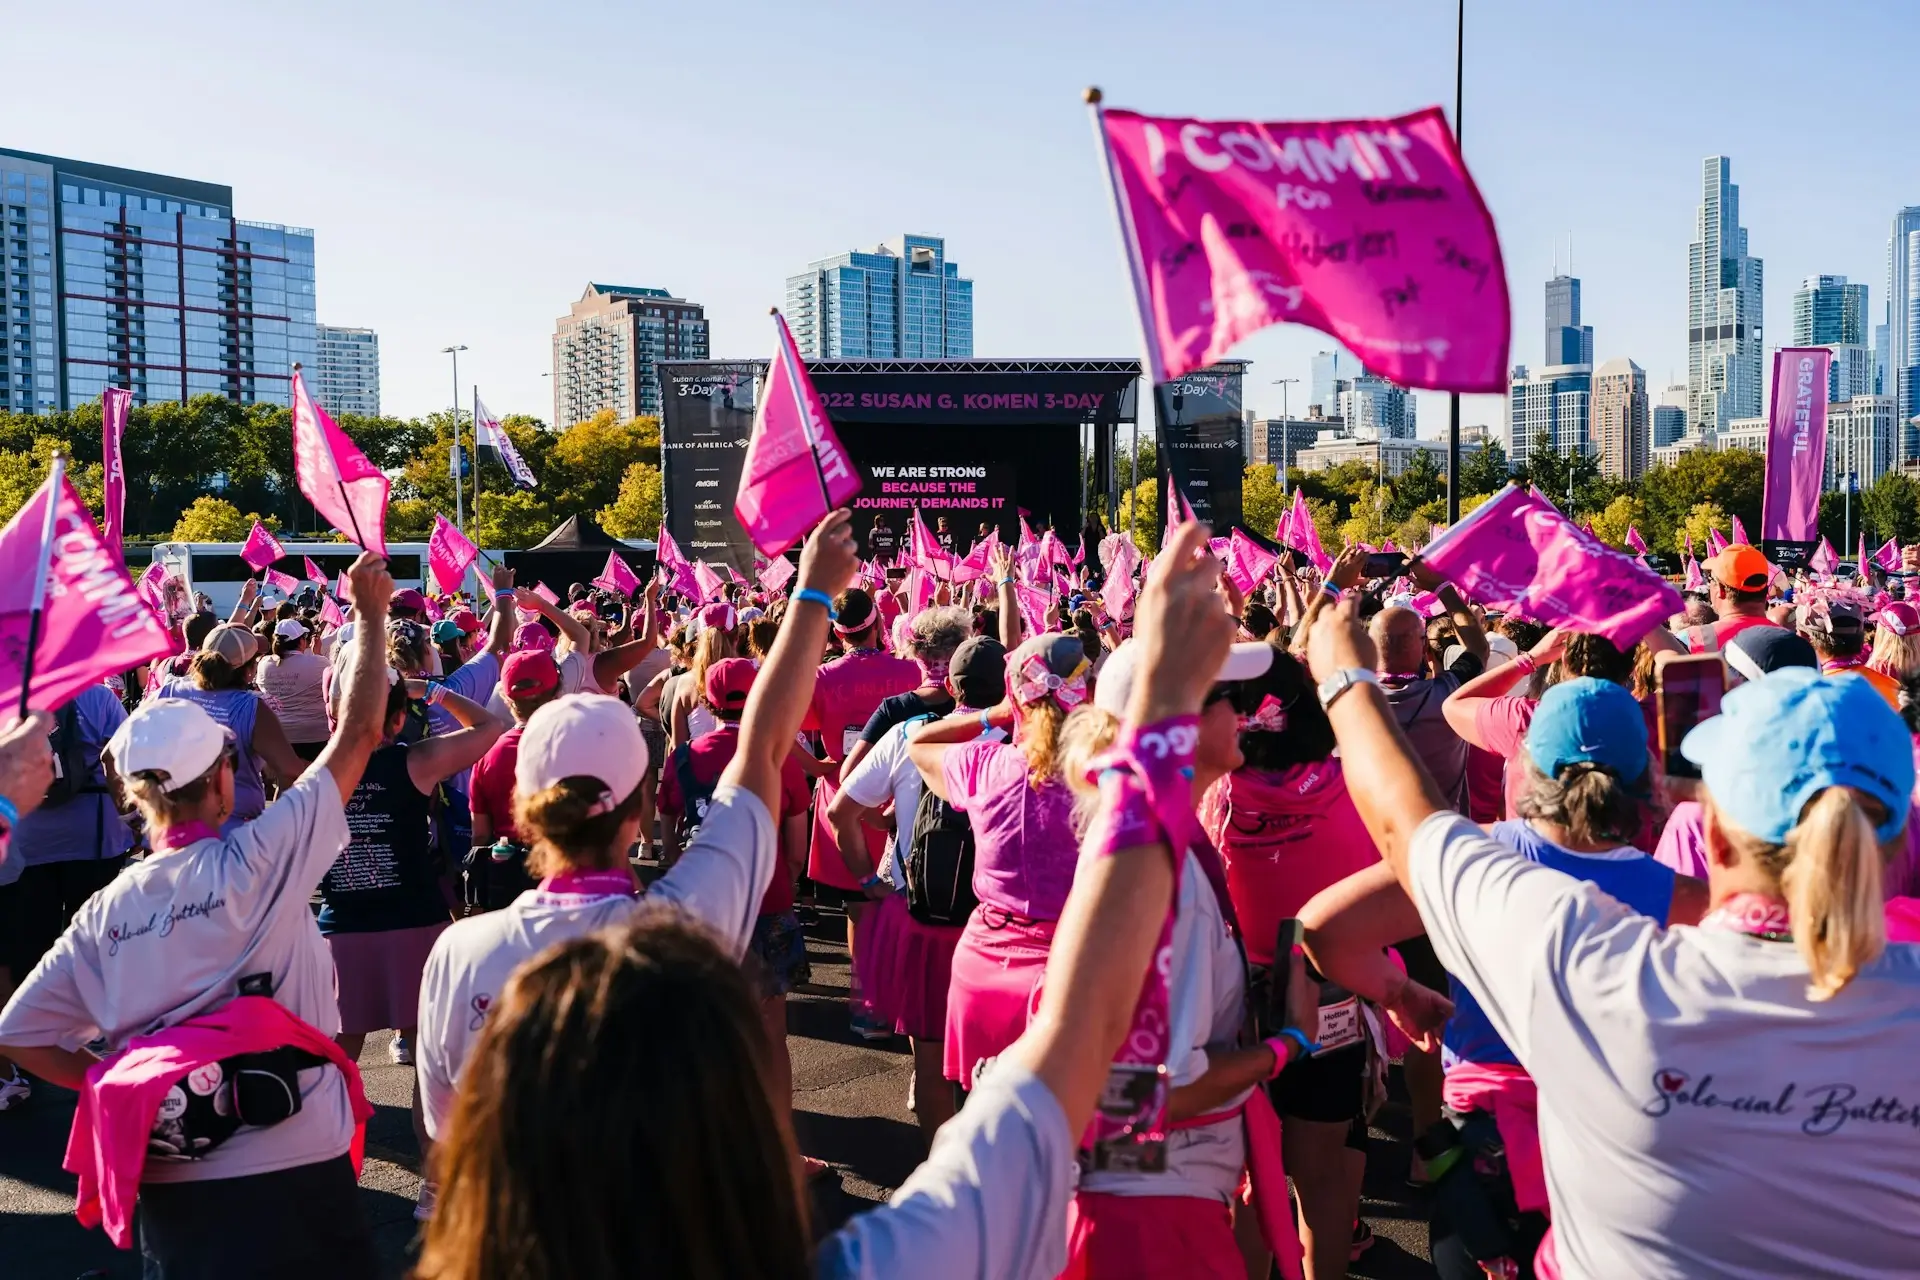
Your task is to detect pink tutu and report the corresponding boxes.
[855,893,964,1040]
[942,904,1058,1085]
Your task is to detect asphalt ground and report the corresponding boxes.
[0,904,1437,1279]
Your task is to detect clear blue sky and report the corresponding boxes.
[14,0,1919,435]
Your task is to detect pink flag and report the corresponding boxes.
[101,387,130,558]
[262,568,298,595]
[427,514,479,594]
[1012,581,1051,636]
[1625,526,1648,555]
[0,467,173,712]
[1409,591,1447,619]
[909,507,956,576]
[335,570,351,603]
[303,555,328,586]
[733,311,862,555]
[1226,528,1278,595]
[1072,535,1087,566]
[1858,534,1869,582]
[1759,349,1832,546]
[1287,488,1331,574]
[319,594,346,629]
[654,523,702,599]
[239,521,283,573]
[691,561,726,602]
[1873,538,1900,571]
[422,596,444,622]
[757,555,795,595]
[135,561,168,614]
[908,568,936,616]
[1093,101,1509,391]
[1810,538,1837,576]
[1684,531,1695,561]
[1421,485,1681,648]
[1731,512,1752,546]
[1684,556,1703,591]
[591,549,642,596]
[1707,528,1728,557]
[533,582,559,606]
[291,367,388,556]
[1104,539,1141,620]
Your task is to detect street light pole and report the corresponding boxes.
[1271,378,1300,495]
[1446,0,1465,524]
[442,345,468,531]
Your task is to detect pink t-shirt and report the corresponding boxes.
[1653,800,1709,879]
[805,648,919,891]
[1473,695,1537,823]
[941,739,1078,920]
[1199,759,1380,966]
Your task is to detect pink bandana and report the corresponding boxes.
[1700,891,1791,940]
[1012,651,1088,710]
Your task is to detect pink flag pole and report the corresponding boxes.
[18,452,67,718]
[1084,86,1171,388]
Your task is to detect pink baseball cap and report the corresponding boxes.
[502,649,560,699]
[704,657,757,713]
[699,602,737,631]
[515,694,649,814]
[513,622,557,652]
[1875,602,1920,637]
[391,588,429,615]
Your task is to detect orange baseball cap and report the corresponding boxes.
[1704,543,1770,592]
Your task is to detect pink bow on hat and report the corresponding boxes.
[1011,651,1088,710]
[1238,693,1290,734]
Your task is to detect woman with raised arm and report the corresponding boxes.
[0,554,402,1277]
[1300,595,1920,1279]
[412,522,1322,1280]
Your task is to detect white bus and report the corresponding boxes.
[151,541,455,616]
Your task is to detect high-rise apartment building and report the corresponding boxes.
[1826,395,1898,491]
[1309,347,1358,414]
[1876,322,1891,396]
[1337,374,1415,440]
[1248,416,1324,470]
[1592,358,1649,481]
[1888,207,1920,443]
[1687,157,1764,441]
[1792,275,1868,346]
[1545,274,1593,366]
[785,235,972,359]
[0,147,314,415]
[1653,382,1689,447]
[312,324,379,417]
[1508,363,1592,467]
[551,283,708,428]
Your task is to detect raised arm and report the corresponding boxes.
[1411,560,1489,666]
[720,512,858,815]
[312,553,396,805]
[248,702,307,791]
[906,702,1010,802]
[406,688,505,792]
[514,586,591,655]
[479,561,516,658]
[591,580,662,690]
[991,546,1022,648]
[1289,544,1363,656]
[228,577,261,626]
[1441,627,1564,744]
[1304,597,1450,894]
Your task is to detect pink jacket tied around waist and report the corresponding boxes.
[63,995,373,1249]
[1442,1060,1545,1214]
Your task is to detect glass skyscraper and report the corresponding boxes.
[1792,275,1868,346]
[1888,207,1920,449]
[1545,274,1593,366]
[785,235,972,359]
[313,324,381,417]
[0,147,314,414]
[1687,156,1763,441]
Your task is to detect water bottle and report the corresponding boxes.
[490,838,515,864]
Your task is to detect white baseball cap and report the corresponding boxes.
[273,618,308,639]
[515,694,650,814]
[1093,639,1275,715]
[106,699,230,792]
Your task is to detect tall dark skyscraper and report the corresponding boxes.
[1545,273,1593,367]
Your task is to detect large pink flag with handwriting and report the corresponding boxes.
[292,368,388,556]
[734,311,861,555]
[758,555,795,595]
[1421,485,1680,648]
[101,387,130,558]
[239,521,283,573]
[0,470,172,712]
[1095,102,1509,390]
[427,514,478,594]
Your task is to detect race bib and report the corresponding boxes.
[1315,997,1364,1054]
[842,728,863,758]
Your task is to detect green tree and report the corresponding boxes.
[1458,435,1511,496]
[1676,501,1731,560]
[546,412,660,515]
[1124,477,1161,555]
[169,496,267,542]
[1239,464,1286,541]
[474,490,557,550]
[1389,448,1445,520]
[600,461,664,540]
[1589,495,1647,550]
[1859,472,1920,546]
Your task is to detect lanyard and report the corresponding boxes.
[1698,891,1791,941]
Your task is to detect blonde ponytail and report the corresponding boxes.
[1778,787,1888,1001]
[1055,706,1120,833]
[1018,697,1069,788]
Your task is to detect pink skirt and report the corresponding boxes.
[942,905,1057,1085]
[1060,1193,1244,1280]
[855,893,964,1040]
[327,921,449,1035]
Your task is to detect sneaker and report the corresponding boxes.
[389,1033,413,1066]
[413,1180,437,1223]
[1350,1220,1375,1261]
[0,1072,29,1111]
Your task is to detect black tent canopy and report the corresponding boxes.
[503,515,655,595]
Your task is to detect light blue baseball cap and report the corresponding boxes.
[1681,667,1914,844]
[1525,676,1650,783]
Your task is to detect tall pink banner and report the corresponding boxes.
[1760,348,1832,544]
[100,387,130,558]
[1094,101,1510,390]
[291,369,389,556]
[733,311,862,556]
[1420,485,1681,648]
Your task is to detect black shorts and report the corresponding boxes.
[137,1153,377,1279]
[1271,1041,1368,1145]
[811,882,865,909]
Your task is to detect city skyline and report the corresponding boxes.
[4,0,1915,439]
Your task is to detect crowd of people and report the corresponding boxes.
[0,506,1917,1280]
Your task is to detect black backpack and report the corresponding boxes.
[903,779,979,926]
[44,703,107,808]
[670,742,718,843]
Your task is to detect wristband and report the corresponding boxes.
[426,684,448,707]
[1081,715,1202,861]
[0,793,17,829]
[493,589,515,603]
[858,872,884,891]
[1267,1027,1320,1076]
[792,587,838,620]
[979,710,994,731]
[999,576,1016,587]
[1510,653,1538,675]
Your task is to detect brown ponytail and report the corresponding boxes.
[1055,705,1120,831]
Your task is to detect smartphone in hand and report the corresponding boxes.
[1657,653,1726,779]
[1363,551,1409,580]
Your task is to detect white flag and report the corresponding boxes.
[474,393,537,490]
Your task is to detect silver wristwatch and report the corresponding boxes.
[1316,667,1380,710]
